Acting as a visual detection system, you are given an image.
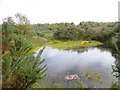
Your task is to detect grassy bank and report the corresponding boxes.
[47,40,103,49]
[31,38,103,50]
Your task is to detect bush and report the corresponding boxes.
[2,16,47,88]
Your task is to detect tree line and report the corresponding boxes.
[33,21,118,42]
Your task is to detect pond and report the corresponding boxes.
[35,47,116,88]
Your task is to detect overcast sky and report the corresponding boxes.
[0,0,119,24]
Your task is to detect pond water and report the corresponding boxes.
[35,47,116,88]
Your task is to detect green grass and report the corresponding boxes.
[30,37,103,50]
[47,40,103,50]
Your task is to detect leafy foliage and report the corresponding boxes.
[111,22,120,88]
[33,22,116,42]
[2,15,47,88]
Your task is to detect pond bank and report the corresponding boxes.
[31,38,103,50]
[47,40,103,50]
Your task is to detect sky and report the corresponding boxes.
[0,0,119,24]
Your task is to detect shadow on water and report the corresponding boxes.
[35,47,116,88]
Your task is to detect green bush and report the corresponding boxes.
[2,16,47,88]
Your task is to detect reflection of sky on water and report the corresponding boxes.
[35,47,116,88]
[39,47,115,70]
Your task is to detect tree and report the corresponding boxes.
[15,13,35,37]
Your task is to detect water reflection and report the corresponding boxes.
[36,47,116,88]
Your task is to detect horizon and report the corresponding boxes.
[0,0,119,24]
[0,18,118,25]
[0,20,117,25]
[29,21,118,25]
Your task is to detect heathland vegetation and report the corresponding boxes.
[1,13,120,88]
